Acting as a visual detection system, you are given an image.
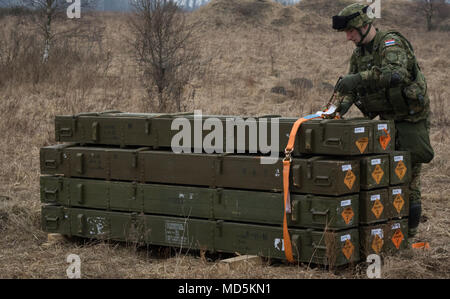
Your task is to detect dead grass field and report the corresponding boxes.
[0,0,449,279]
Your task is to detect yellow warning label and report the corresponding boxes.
[355,137,369,154]
[341,207,354,225]
[393,194,405,214]
[371,199,384,219]
[342,239,354,260]
[391,229,404,249]
[395,161,407,180]
[371,164,384,185]
[371,234,384,254]
[344,170,356,190]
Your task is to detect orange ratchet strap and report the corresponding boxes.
[282,114,323,262]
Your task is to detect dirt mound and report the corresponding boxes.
[193,0,444,33]
[194,0,301,28]
[296,0,353,18]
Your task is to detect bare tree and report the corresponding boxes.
[19,0,98,62]
[415,0,448,31]
[129,0,202,112]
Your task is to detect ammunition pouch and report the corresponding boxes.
[403,83,427,115]
[362,91,391,113]
[355,90,391,119]
[387,86,410,117]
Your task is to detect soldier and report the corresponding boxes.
[331,3,434,238]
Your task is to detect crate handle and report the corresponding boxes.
[44,160,57,169]
[310,208,329,216]
[45,216,59,230]
[77,214,84,234]
[59,127,72,137]
[313,176,331,186]
[44,189,58,201]
[324,138,342,147]
[312,242,327,251]
[305,129,313,151]
[92,122,99,141]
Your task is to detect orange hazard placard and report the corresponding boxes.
[344,170,356,190]
[393,194,405,214]
[379,128,391,150]
[391,229,404,249]
[371,199,384,219]
[395,161,407,180]
[371,164,384,184]
[342,239,354,260]
[371,234,384,254]
[355,137,369,154]
[341,207,354,225]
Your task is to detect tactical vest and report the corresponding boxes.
[353,30,428,121]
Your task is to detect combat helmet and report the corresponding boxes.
[332,3,375,46]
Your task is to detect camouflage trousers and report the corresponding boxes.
[408,163,422,237]
[409,163,422,206]
[395,118,433,237]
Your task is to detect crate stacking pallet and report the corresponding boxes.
[40,111,411,266]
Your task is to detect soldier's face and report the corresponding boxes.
[345,28,361,45]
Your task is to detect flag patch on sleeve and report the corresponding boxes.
[385,39,396,47]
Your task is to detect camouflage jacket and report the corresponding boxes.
[339,29,430,123]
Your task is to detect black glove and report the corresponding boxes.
[336,73,362,94]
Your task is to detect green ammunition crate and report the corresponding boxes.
[359,189,389,224]
[293,119,374,156]
[55,112,163,147]
[40,176,359,230]
[386,185,409,219]
[348,119,395,154]
[359,219,408,258]
[369,120,396,153]
[350,154,390,190]
[389,151,412,185]
[385,219,408,253]
[54,112,394,156]
[40,145,360,196]
[216,222,360,266]
[41,205,360,265]
[359,222,388,257]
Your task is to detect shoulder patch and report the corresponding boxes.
[384,39,396,47]
[385,51,398,63]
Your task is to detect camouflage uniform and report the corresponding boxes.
[332,3,434,237]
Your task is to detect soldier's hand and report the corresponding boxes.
[322,112,337,119]
[335,73,362,94]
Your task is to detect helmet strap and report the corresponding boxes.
[356,23,372,47]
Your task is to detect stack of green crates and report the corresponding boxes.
[39,112,410,266]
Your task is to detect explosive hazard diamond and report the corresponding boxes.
[342,239,354,260]
[393,194,405,214]
[379,129,391,150]
[341,207,354,225]
[391,229,404,250]
[395,161,407,180]
[371,199,384,219]
[371,164,384,185]
[355,137,369,154]
[344,170,356,190]
[371,234,384,254]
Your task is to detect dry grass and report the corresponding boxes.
[0,0,449,279]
